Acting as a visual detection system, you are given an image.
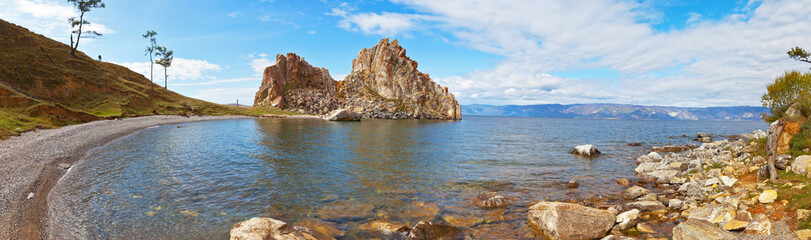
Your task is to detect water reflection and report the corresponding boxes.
[48,117,767,239]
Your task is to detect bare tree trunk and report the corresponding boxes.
[164,66,167,89]
[149,56,154,92]
[767,120,784,182]
[71,12,85,57]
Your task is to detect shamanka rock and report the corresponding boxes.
[527,202,615,240]
[254,39,462,120]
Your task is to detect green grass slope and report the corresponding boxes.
[0,19,289,139]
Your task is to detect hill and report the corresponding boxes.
[0,19,288,139]
[462,104,767,121]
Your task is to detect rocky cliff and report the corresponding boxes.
[253,38,461,120]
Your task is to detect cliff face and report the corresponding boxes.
[253,38,461,120]
[253,53,335,110]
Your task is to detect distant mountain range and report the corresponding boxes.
[461,104,768,121]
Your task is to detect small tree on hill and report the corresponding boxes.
[67,0,106,57]
[155,46,174,89]
[142,30,157,91]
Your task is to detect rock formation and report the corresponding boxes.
[253,38,461,120]
[253,53,337,113]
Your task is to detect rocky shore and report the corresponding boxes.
[0,115,251,240]
[230,126,811,240]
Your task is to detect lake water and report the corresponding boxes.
[48,116,767,239]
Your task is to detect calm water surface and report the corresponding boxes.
[49,116,767,239]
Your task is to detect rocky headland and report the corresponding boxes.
[253,38,462,120]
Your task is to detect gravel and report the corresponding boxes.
[0,115,250,239]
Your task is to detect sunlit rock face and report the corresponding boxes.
[253,53,335,110]
[253,38,461,120]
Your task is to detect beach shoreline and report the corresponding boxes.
[0,115,252,240]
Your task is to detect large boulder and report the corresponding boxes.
[527,202,615,240]
[792,155,811,175]
[324,109,361,121]
[570,144,601,157]
[230,217,331,240]
[672,219,737,240]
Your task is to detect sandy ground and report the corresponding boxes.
[0,115,251,239]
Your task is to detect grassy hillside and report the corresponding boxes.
[0,19,288,139]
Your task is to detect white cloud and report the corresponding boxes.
[340,0,811,107]
[193,87,258,104]
[117,58,222,81]
[0,0,113,43]
[307,30,316,34]
[247,53,272,74]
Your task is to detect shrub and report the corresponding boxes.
[790,121,811,156]
[761,71,811,122]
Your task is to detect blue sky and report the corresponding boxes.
[2,0,810,107]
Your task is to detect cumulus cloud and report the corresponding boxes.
[337,0,811,107]
[0,0,113,43]
[337,12,434,36]
[118,58,222,81]
[247,53,272,74]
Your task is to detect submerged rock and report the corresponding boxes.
[472,192,509,208]
[358,219,411,236]
[406,221,462,240]
[571,144,601,157]
[317,200,375,221]
[527,202,615,240]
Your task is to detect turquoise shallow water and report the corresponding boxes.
[48,116,767,239]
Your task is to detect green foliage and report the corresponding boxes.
[761,71,811,121]
[789,46,811,68]
[789,121,811,157]
[142,31,157,57]
[155,46,173,68]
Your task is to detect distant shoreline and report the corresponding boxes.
[0,115,251,240]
